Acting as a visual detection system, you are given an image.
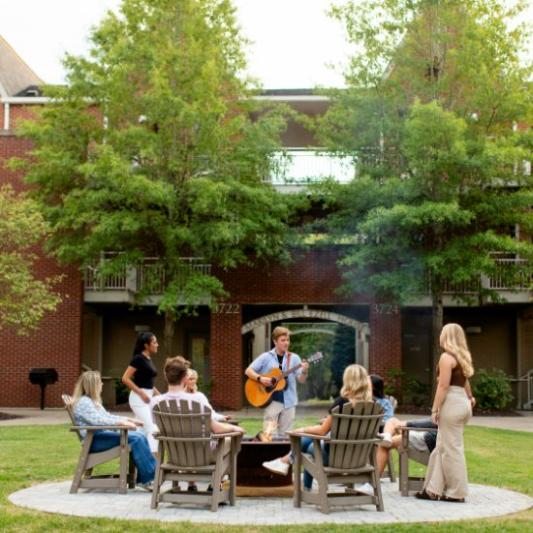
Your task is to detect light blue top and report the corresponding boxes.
[250,349,303,409]
[375,397,394,424]
[73,395,124,438]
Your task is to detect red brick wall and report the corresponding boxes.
[0,263,83,408]
[1,120,84,408]
[214,248,354,304]
[369,304,402,377]
[210,308,243,410]
[11,105,38,126]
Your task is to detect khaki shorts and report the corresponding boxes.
[409,431,429,452]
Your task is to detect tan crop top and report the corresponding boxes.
[436,354,467,387]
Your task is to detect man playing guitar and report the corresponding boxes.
[244,326,309,438]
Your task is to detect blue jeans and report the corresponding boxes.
[89,430,156,484]
[293,437,330,490]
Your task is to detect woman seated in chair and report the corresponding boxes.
[71,370,156,490]
[370,374,394,425]
[262,364,374,493]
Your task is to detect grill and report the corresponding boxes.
[29,368,58,410]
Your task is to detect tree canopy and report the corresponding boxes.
[0,185,61,334]
[13,0,296,350]
[315,0,533,361]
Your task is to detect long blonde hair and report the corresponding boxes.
[72,370,103,406]
[440,323,474,378]
[186,369,199,393]
[340,364,373,404]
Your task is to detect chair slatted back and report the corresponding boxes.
[153,399,212,467]
[62,393,83,442]
[328,400,383,470]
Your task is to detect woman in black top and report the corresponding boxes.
[122,331,161,454]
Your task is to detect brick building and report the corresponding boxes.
[1,36,531,410]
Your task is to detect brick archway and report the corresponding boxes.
[241,308,370,368]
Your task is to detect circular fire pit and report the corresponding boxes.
[237,438,292,487]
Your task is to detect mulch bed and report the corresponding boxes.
[0,412,23,421]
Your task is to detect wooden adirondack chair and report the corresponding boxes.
[288,400,384,514]
[62,394,135,494]
[398,426,434,496]
[151,399,242,512]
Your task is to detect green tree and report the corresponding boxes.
[13,0,294,354]
[317,0,533,367]
[0,185,61,333]
[330,324,355,392]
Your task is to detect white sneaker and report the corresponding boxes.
[262,458,290,476]
[378,432,393,448]
[137,481,153,492]
[355,482,374,496]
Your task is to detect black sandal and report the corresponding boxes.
[415,490,440,501]
[441,495,465,502]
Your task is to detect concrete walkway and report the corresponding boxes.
[1,406,532,431]
[8,480,532,525]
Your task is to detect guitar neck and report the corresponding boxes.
[282,363,302,379]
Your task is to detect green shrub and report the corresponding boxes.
[114,378,129,405]
[472,368,513,411]
[384,368,430,406]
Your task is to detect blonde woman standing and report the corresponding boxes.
[262,364,374,493]
[71,371,155,490]
[417,323,475,502]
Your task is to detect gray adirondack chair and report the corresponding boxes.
[62,394,135,494]
[288,400,384,514]
[151,399,242,512]
[398,426,434,496]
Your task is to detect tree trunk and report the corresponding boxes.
[431,290,444,392]
[163,311,176,358]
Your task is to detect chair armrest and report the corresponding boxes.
[212,431,244,439]
[70,425,129,432]
[330,437,381,445]
[286,431,330,442]
[400,427,436,433]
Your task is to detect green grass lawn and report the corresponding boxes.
[0,420,531,532]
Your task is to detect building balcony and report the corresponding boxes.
[84,254,212,304]
[409,255,533,306]
[83,252,532,307]
[266,149,355,192]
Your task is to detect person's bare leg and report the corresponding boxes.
[383,417,402,436]
[377,446,390,474]
[377,435,402,475]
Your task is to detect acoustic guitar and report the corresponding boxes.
[245,352,323,407]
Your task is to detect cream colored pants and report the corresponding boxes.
[424,386,472,499]
[263,401,295,438]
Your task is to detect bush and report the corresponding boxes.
[114,378,129,405]
[384,368,431,406]
[472,368,513,411]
